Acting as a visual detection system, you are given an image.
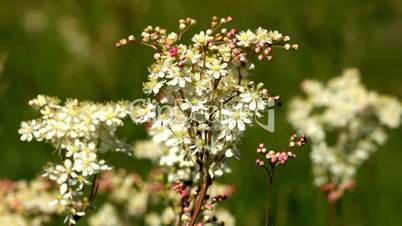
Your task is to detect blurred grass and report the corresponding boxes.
[0,0,401,225]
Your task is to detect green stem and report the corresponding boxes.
[327,201,335,226]
[265,167,275,226]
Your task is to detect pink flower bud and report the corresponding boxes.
[256,159,265,167]
[169,47,178,56]
[205,203,214,210]
[267,55,273,61]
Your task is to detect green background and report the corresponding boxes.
[0,0,401,225]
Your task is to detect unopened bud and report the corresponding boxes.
[154,53,161,60]
[128,35,135,41]
[121,39,128,45]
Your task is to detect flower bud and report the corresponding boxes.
[128,35,135,41]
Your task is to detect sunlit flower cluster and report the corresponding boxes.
[18,95,131,224]
[288,68,402,186]
[124,16,296,181]
[118,16,297,224]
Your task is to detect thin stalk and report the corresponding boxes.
[189,168,210,226]
[265,167,275,226]
[327,201,335,226]
[176,201,185,226]
[88,173,100,202]
[335,199,343,226]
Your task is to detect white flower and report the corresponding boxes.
[144,77,165,95]
[44,119,68,140]
[55,159,74,184]
[268,30,283,41]
[184,48,202,64]
[131,103,156,123]
[221,104,252,131]
[180,98,208,113]
[18,120,39,141]
[73,152,99,176]
[165,128,191,147]
[236,29,257,47]
[192,31,212,46]
[95,105,126,126]
[206,59,228,79]
[240,91,267,112]
[255,27,269,45]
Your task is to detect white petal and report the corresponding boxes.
[60,183,68,194]
[237,120,245,131]
[228,121,236,130]
[225,149,234,158]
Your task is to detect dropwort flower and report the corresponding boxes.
[288,68,402,192]
[19,95,132,225]
[118,16,297,225]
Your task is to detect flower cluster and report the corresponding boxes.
[18,95,132,224]
[133,137,235,225]
[91,168,235,226]
[125,16,296,177]
[120,16,297,224]
[256,134,305,170]
[0,168,235,226]
[133,136,197,183]
[17,16,297,225]
[0,178,61,226]
[288,68,402,187]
